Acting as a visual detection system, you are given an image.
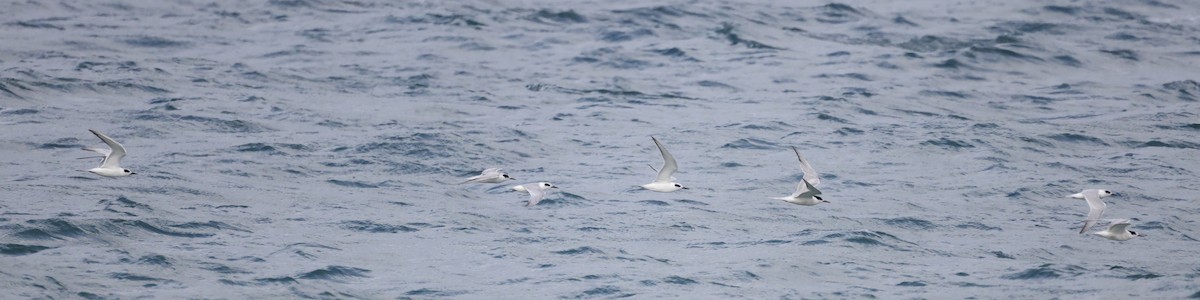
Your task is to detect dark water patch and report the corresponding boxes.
[527,83,693,100]
[388,13,485,27]
[1131,140,1200,149]
[695,80,738,91]
[720,138,776,150]
[405,288,468,297]
[750,239,791,246]
[845,236,884,247]
[1,108,38,115]
[715,23,781,50]
[199,262,249,274]
[405,222,443,229]
[341,220,418,233]
[234,143,283,155]
[1003,264,1084,280]
[989,21,1061,34]
[327,179,380,188]
[115,219,215,238]
[1013,94,1057,104]
[719,122,784,131]
[110,272,168,282]
[814,3,864,24]
[1100,49,1138,61]
[317,119,346,128]
[528,9,586,24]
[1,78,29,99]
[956,222,1001,231]
[76,60,143,72]
[218,279,251,286]
[576,285,633,298]
[897,281,926,287]
[884,217,935,230]
[638,200,670,206]
[950,282,994,288]
[93,79,171,94]
[11,19,66,30]
[1045,133,1107,145]
[601,29,653,42]
[167,221,249,232]
[893,16,917,26]
[816,113,849,123]
[579,226,606,232]
[260,47,326,58]
[296,28,331,42]
[1053,55,1082,67]
[819,230,911,250]
[674,199,707,206]
[39,138,83,149]
[802,239,830,246]
[933,59,968,69]
[100,196,152,214]
[816,73,871,81]
[1019,136,1053,148]
[842,87,875,97]
[897,35,970,53]
[1184,124,1200,130]
[1102,7,1140,21]
[13,219,87,240]
[734,271,760,282]
[297,265,371,281]
[353,132,459,159]
[1106,32,1139,41]
[122,36,187,48]
[125,254,172,267]
[921,138,974,149]
[964,46,1043,62]
[836,127,864,135]
[77,292,106,300]
[1116,269,1162,280]
[992,251,1015,259]
[0,243,52,256]
[1162,80,1200,101]
[650,48,698,61]
[252,276,298,285]
[1043,5,1081,15]
[920,90,968,99]
[663,276,698,285]
[553,246,604,255]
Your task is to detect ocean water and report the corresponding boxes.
[2,0,1199,298]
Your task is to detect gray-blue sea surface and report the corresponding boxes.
[2,0,1199,298]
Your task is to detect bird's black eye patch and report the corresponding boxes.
[1129,231,1137,235]
[674,184,681,187]
[502,174,510,178]
[124,169,131,173]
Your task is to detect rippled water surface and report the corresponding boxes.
[3,0,1200,298]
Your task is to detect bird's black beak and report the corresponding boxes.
[131,172,137,175]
